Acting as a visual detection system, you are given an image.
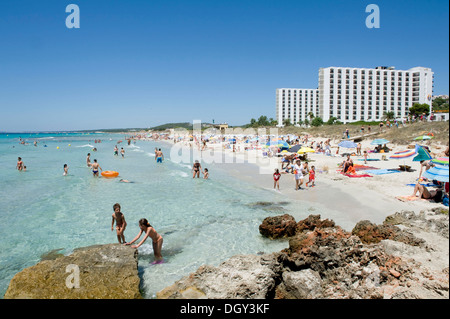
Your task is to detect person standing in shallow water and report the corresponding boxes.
[125,218,163,264]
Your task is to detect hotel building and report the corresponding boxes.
[276,66,434,125]
[276,89,319,126]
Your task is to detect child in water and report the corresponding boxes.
[111,203,127,244]
[63,164,68,176]
[125,218,163,264]
[203,168,209,179]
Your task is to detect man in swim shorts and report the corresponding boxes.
[155,148,164,163]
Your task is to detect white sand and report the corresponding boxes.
[182,136,447,231]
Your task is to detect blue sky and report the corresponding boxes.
[0,0,448,132]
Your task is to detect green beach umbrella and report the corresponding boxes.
[414,135,433,141]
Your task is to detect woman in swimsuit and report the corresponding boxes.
[411,183,443,202]
[192,160,202,178]
[125,218,163,264]
[273,168,281,190]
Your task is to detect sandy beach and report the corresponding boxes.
[157,132,447,230]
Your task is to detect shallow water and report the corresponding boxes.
[0,132,298,298]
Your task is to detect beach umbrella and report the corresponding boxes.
[265,140,289,150]
[338,140,357,148]
[371,138,390,145]
[414,135,433,141]
[297,147,315,154]
[422,164,449,183]
[412,145,433,162]
[389,149,416,159]
[289,144,303,153]
[431,157,449,166]
[390,149,417,171]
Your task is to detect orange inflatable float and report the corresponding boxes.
[101,171,119,178]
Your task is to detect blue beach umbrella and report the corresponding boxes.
[422,164,449,183]
[338,140,357,148]
[371,138,390,145]
[265,140,289,150]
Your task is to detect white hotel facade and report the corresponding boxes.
[276,66,434,125]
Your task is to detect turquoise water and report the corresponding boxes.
[0,132,292,298]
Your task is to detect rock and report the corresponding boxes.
[157,254,282,299]
[352,220,425,246]
[275,269,323,299]
[259,214,297,239]
[296,214,335,233]
[4,244,141,299]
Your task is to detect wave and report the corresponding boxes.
[76,144,94,148]
[169,170,189,178]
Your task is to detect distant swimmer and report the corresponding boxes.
[120,147,125,158]
[114,145,119,156]
[16,157,24,171]
[119,179,134,183]
[63,164,68,176]
[155,148,164,163]
[91,159,102,177]
[125,218,163,264]
[86,153,91,167]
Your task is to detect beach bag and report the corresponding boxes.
[443,194,449,207]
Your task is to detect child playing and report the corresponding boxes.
[273,168,281,190]
[63,164,68,176]
[111,203,127,244]
[306,166,316,187]
[125,218,163,264]
[203,168,209,179]
[363,150,368,164]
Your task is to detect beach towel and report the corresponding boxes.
[357,159,380,161]
[395,195,428,202]
[406,183,438,187]
[354,165,379,171]
[364,169,401,175]
[344,173,372,178]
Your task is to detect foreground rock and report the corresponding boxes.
[158,210,449,299]
[4,244,141,299]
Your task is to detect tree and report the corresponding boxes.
[383,111,395,120]
[250,118,256,127]
[283,118,291,126]
[409,103,430,116]
[257,115,270,126]
[326,116,338,125]
[311,117,324,127]
[433,97,449,111]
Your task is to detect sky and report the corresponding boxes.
[0,0,448,132]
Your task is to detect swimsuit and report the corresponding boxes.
[156,157,162,163]
[273,173,280,181]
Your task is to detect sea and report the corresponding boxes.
[0,132,300,298]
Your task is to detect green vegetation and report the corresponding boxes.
[433,97,449,111]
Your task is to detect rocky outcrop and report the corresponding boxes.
[4,244,141,299]
[158,211,449,299]
[259,214,297,239]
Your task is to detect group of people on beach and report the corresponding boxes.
[274,159,315,191]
